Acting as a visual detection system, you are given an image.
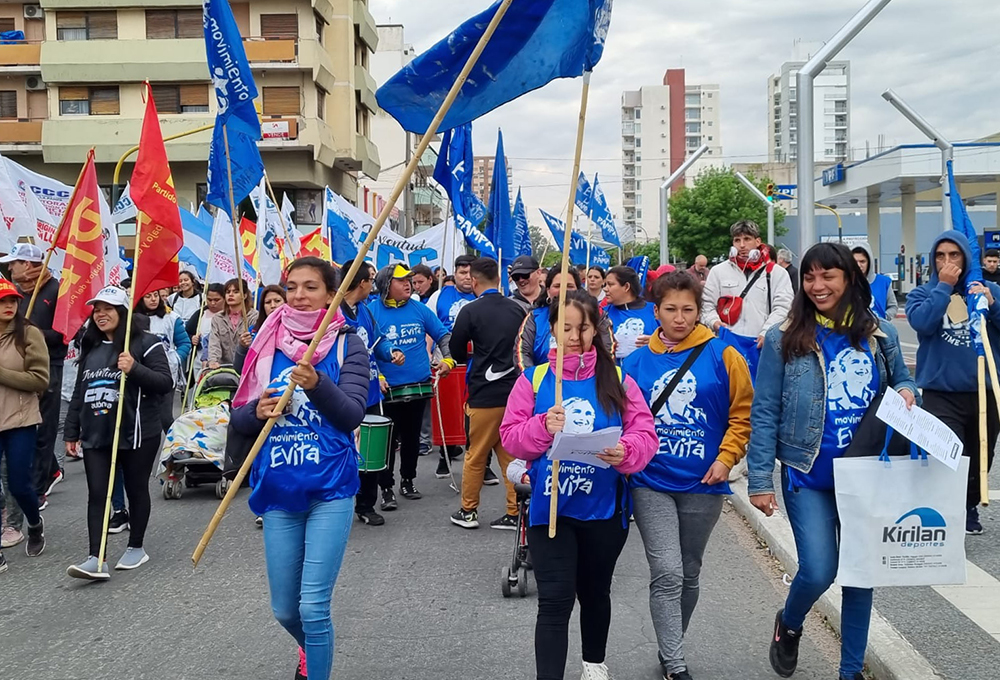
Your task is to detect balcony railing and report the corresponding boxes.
[0,42,41,67]
[0,120,43,144]
[244,38,297,63]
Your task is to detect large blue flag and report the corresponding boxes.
[433,125,497,258]
[540,209,610,269]
[590,174,620,247]
[377,0,614,134]
[204,0,263,215]
[512,188,531,258]
[485,130,514,292]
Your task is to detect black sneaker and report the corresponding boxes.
[450,508,479,529]
[663,667,693,680]
[380,488,398,511]
[400,480,422,500]
[0,551,7,574]
[26,517,45,557]
[255,516,263,528]
[435,457,451,479]
[108,510,129,534]
[357,511,385,526]
[490,514,518,530]
[483,466,500,486]
[769,609,801,678]
[967,506,984,535]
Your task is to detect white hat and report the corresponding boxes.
[0,242,45,264]
[86,285,130,308]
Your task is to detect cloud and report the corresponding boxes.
[372,0,1000,229]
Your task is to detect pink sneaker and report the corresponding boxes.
[294,646,307,680]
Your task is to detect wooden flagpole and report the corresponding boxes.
[193,0,517,567]
[24,159,89,318]
[264,172,297,265]
[221,123,249,335]
[549,70,592,539]
[96,223,143,568]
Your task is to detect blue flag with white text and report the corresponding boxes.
[540,210,610,269]
[512,189,531,258]
[485,130,514,292]
[376,0,614,134]
[590,174,620,247]
[575,172,594,216]
[433,126,497,258]
[625,255,649,291]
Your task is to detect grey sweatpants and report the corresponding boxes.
[632,487,725,675]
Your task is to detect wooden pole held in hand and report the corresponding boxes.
[192,0,518,568]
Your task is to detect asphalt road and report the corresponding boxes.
[2,451,843,680]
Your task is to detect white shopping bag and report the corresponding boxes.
[834,454,968,588]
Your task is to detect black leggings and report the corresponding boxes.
[83,438,161,556]
[379,398,428,489]
[527,514,629,680]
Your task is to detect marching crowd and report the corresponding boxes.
[0,217,997,680]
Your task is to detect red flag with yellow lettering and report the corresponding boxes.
[53,149,105,339]
[130,82,184,298]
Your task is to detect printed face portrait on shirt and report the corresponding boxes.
[562,397,596,434]
[827,347,875,411]
[652,369,705,426]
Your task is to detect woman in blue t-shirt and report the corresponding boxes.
[604,265,659,361]
[230,257,370,680]
[746,243,917,680]
[623,272,754,680]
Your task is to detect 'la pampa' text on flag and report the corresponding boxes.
[485,129,514,292]
[376,0,614,134]
[433,125,496,258]
[54,149,105,341]
[540,209,610,269]
[129,83,185,299]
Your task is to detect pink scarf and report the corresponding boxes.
[233,305,346,408]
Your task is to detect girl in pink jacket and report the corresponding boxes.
[500,290,657,680]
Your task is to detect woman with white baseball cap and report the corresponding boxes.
[64,286,174,580]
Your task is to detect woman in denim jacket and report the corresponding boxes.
[746,243,917,680]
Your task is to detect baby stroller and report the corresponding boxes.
[158,367,240,500]
[501,478,533,598]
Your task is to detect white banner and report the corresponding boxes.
[208,209,256,290]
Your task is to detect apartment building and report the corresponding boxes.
[621,68,722,242]
[0,0,380,227]
[471,154,512,207]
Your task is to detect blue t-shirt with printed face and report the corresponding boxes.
[370,299,448,387]
[787,329,880,491]
[605,302,659,360]
[434,286,476,331]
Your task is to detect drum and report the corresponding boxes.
[357,415,392,472]
[386,381,433,403]
[432,364,468,447]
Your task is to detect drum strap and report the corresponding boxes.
[530,364,623,395]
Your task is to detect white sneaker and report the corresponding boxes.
[67,556,110,581]
[1,526,24,548]
[581,661,611,680]
[115,547,150,570]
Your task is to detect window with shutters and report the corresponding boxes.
[0,19,15,33]
[56,11,117,40]
[0,91,17,119]
[317,89,326,121]
[59,86,119,116]
[260,14,298,39]
[314,13,325,44]
[152,84,210,114]
[146,9,202,39]
[262,86,300,116]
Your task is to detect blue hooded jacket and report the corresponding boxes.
[905,230,1000,392]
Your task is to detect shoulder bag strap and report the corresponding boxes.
[649,341,711,417]
[738,266,767,300]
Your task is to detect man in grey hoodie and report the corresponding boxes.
[851,242,898,320]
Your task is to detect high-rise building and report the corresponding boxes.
[768,41,850,164]
[621,68,721,242]
[0,0,380,239]
[471,154,512,207]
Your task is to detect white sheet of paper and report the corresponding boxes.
[548,427,623,469]
[875,387,964,470]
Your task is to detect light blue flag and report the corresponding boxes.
[485,130,515,292]
[540,209,610,269]
[590,174,620,247]
[195,204,214,228]
[325,187,359,264]
[432,125,497,257]
[178,207,211,279]
[377,0,614,134]
[512,189,531,257]
[204,0,264,215]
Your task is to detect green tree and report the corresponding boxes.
[529,224,549,260]
[667,167,785,263]
[630,242,660,269]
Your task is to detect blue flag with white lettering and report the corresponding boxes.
[203,0,263,215]
[325,187,359,264]
[512,189,531,258]
[377,0,614,134]
[625,256,649,290]
[433,125,497,258]
[575,172,594,216]
[485,130,514,292]
[590,174,620,247]
[540,210,610,269]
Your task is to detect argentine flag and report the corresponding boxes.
[178,207,211,279]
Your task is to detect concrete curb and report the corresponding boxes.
[727,478,945,680]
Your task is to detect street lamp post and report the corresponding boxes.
[734,171,775,245]
[659,144,709,266]
[881,88,953,231]
[797,0,893,248]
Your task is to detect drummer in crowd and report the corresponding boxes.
[339,259,405,527]
[369,264,455,510]
[448,257,526,530]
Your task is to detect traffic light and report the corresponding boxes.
[765,183,775,200]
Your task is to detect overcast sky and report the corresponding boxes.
[372,0,1000,224]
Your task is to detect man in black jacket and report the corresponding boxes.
[448,258,526,530]
[1,243,65,508]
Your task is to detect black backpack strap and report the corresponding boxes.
[767,267,772,315]
[649,341,711,417]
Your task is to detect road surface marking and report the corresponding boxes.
[934,562,1000,642]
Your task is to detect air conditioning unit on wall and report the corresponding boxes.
[24,5,44,19]
[25,76,46,91]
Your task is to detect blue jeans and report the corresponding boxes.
[0,426,40,527]
[262,497,353,680]
[781,467,873,678]
[111,467,125,513]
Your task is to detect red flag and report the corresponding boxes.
[53,149,105,340]
[130,82,184,298]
